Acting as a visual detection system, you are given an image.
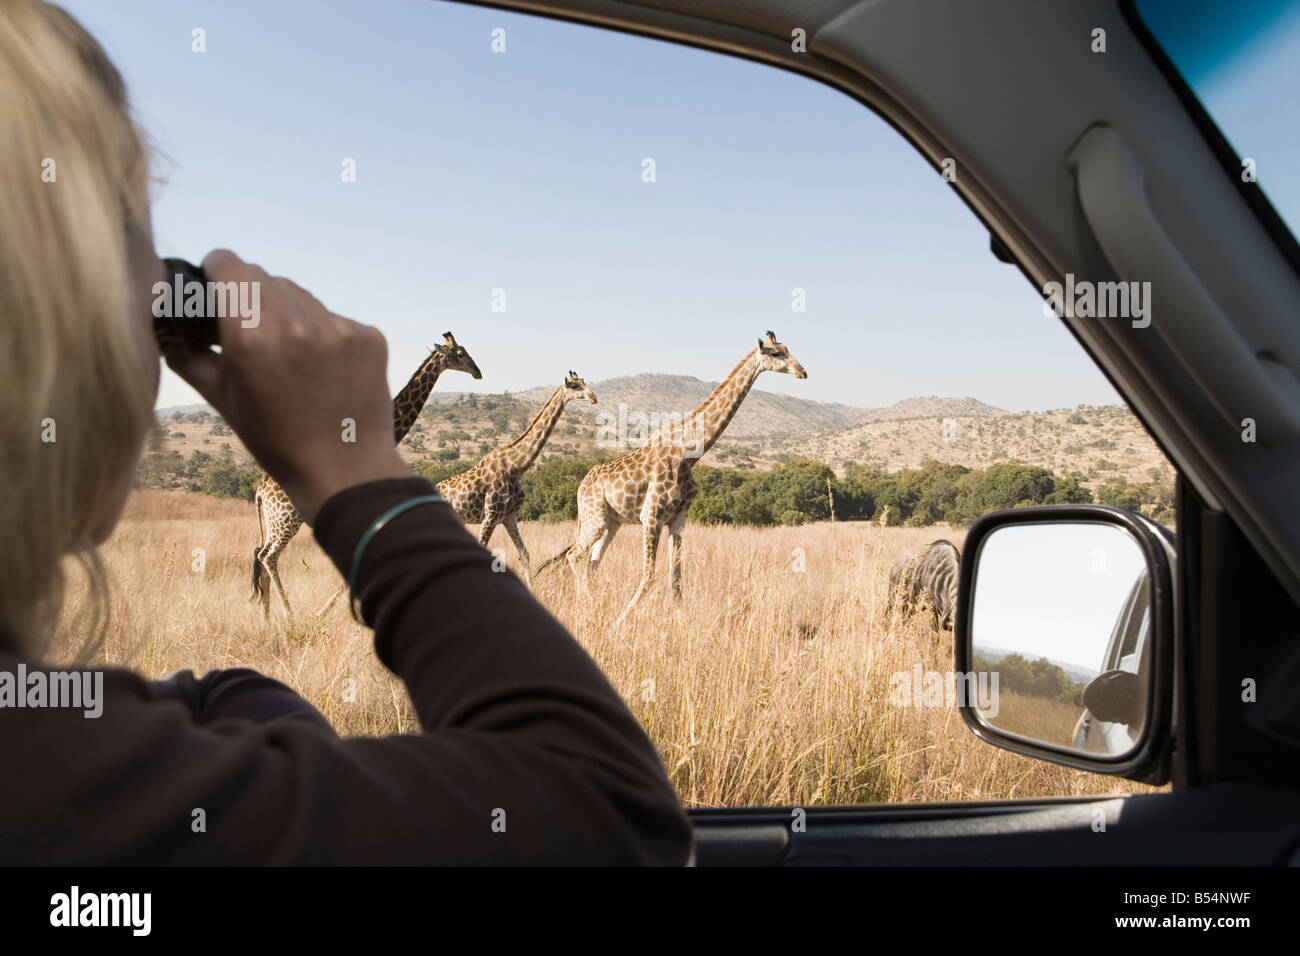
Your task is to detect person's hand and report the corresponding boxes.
[163,249,410,524]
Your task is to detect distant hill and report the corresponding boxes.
[866,396,1005,421]
[784,402,1170,492]
[425,374,1002,443]
[156,403,216,418]
[160,382,1005,442]
[153,382,1170,498]
[507,373,880,439]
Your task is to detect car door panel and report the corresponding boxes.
[692,783,1300,865]
[460,0,1300,865]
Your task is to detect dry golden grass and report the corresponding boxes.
[51,490,1161,807]
[980,687,1087,749]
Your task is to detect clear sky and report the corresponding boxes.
[55,0,1296,413]
[1136,0,1300,235]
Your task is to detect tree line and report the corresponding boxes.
[973,652,1085,708]
[135,436,1175,529]
[413,456,1173,527]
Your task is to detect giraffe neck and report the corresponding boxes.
[505,386,568,471]
[674,350,763,458]
[391,353,448,442]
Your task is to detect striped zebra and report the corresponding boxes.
[886,539,961,634]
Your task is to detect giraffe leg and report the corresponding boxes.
[614,521,662,626]
[566,518,610,601]
[252,493,272,616]
[262,542,294,625]
[254,546,273,619]
[502,513,531,585]
[670,482,696,603]
[668,520,685,602]
[479,508,502,554]
[587,522,620,576]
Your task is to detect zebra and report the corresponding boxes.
[886,539,961,634]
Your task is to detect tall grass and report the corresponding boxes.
[50,490,1159,806]
[985,687,1090,749]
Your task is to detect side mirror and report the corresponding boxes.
[954,505,1175,781]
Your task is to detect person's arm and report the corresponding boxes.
[311,473,694,864]
[114,250,693,864]
[3,476,692,865]
[148,669,337,735]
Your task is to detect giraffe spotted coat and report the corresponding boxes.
[252,332,482,621]
[538,332,807,623]
[436,372,597,578]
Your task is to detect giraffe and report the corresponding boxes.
[537,332,806,624]
[252,332,483,622]
[436,372,597,582]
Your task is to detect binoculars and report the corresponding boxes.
[153,257,220,350]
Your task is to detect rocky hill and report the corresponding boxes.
[865,396,1005,421]
[782,403,1171,492]
[445,373,876,440]
[153,380,1170,495]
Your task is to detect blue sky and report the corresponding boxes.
[56,0,1298,413]
[1137,0,1300,232]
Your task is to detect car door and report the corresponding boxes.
[460,0,1300,866]
[1073,568,1150,755]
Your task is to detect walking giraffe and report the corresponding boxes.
[537,332,807,623]
[252,332,482,621]
[436,372,597,582]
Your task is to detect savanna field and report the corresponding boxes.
[51,490,1161,807]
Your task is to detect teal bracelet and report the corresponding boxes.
[347,494,445,621]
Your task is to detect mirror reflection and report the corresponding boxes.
[969,522,1151,757]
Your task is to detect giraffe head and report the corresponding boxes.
[431,331,482,379]
[756,331,807,379]
[562,370,598,405]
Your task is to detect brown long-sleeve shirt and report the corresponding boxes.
[0,477,694,865]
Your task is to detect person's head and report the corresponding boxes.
[0,2,162,654]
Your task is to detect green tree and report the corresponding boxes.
[202,461,263,500]
[690,466,745,524]
[1096,477,1143,511]
[1044,475,1093,505]
[518,457,613,521]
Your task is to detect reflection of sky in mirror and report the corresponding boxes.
[971,523,1146,674]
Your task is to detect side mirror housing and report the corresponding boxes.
[954,505,1175,782]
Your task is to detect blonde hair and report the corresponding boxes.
[0,2,153,657]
